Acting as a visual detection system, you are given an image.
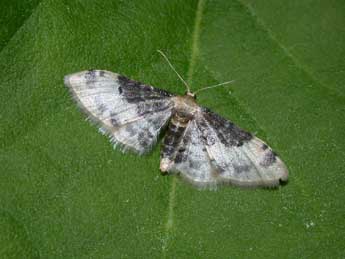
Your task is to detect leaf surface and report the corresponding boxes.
[0,0,344,258]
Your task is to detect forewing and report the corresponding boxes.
[64,70,174,154]
[197,108,288,187]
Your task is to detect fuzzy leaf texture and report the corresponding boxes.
[0,0,344,258]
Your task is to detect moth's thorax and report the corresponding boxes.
[172,95,200,119]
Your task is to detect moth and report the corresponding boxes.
[64,51,288,188]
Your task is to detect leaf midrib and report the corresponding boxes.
[161,0,206,255]
[162,0,337,254]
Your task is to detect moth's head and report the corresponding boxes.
[157,50,235,100]
[185,91,197,100]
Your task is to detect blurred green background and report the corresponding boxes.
[0,0,344,258]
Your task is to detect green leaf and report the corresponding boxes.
[0,0,40,52]
[0,0,344,258]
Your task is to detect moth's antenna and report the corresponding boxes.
[194,80,236,95]
[157,50,191,93]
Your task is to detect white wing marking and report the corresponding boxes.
[172,120,216,187]
[65,70,174,154]
[196,110,288,187]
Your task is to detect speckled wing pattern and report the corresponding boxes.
[160,108,288,188]
[64,70,174,154]
[197,108,288,187]
[65,70,288,188]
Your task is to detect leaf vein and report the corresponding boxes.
[237,0,345,98]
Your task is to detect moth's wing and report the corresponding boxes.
[160,118,218,188]
[64,70,174,154]
[196,107,289,187]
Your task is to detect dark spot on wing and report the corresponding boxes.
[99,71,105,77]
[174,153,183,163]
[262,144,268,150]
[147,131,154,139]
[117,75,174,104]
[125,95,146,103]
[85,70,97,88]
[175,152,187,164]
[110,113,119,127]
[201,107,252,147]
[86,70,96,79]
[118,86,123,94]
[148,116,166,131]
[138,131,153,147]
[260,151,277,167]
[178,147,186,153]
[86,69,96,78]
[188,159,201,170]
[96,103,107,114]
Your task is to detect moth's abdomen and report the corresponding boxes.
[160,113,190,172]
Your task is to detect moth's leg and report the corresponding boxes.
[160,114,190,174]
